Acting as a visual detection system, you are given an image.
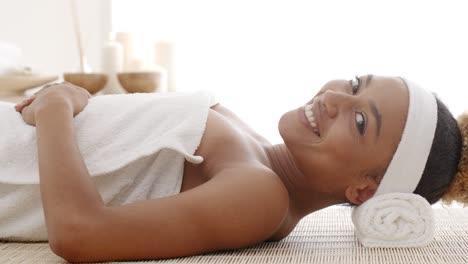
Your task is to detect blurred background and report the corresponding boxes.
[1,0,467,145]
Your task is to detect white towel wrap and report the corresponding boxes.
[351,192,435,248]
[0,90,217,241]
[1,90,216,185]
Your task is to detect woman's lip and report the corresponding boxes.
[312,101,321,136]
[297,106,318,135]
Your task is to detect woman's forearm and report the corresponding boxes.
[35,102,104,233]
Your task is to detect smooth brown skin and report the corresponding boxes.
[13,75,408,262]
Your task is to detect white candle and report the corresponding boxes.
[154,41,175,92]
[70,0,85,73]
[101,33,125,94]
[115,32,135,72]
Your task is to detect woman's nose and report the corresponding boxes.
[321,89,353,119]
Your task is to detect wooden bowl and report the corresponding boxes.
[63,73,108,94]
[117,72,161,93]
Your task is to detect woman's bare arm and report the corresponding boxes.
[58,168,289,263]
[30,93,288,262]
[34,102,105,250]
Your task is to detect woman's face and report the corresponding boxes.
[278,75,409,204]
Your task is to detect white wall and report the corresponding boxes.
[0,0,110,74]
[113,0,468,144]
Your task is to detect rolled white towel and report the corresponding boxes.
[351,193,435,248]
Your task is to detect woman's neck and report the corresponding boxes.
[263,143,343,218]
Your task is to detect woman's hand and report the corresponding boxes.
[14,82,92,126]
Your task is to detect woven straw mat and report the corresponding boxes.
[0,206,467,264]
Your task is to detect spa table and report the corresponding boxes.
[0,206,467,264]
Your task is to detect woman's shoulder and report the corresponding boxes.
[211,163,289,203]
[208,164,291,240]
[242,166,297,241]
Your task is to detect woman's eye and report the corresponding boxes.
[355,112,366,135]
[351,76,361,95]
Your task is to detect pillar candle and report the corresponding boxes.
[154,41,175,92]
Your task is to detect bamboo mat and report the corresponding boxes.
[1,206,467,264]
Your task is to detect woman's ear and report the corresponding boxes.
[344,183,378,205]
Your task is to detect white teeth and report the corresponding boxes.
[303,103,320,136]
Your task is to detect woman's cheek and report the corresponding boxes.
[327,123,354,160]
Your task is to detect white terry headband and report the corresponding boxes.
[374,78,438,196]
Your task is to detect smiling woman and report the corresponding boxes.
[277,75,463,209]
[1,75,467,262]
[276,75,409,206]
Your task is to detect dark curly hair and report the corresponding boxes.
[413,96,462,204]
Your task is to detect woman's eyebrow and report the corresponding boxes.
[365,74,374,87]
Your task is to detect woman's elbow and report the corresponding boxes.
[48,208,107,262]
[49,231,80,262]
[48,222,103,263]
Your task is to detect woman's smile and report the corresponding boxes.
[297,106,321,141]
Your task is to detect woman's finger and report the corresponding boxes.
[20,104,31,123]
[15,96,35,112]
[15,102,28,113]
